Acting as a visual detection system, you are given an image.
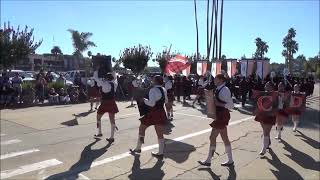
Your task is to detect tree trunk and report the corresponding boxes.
[194,0,199,61]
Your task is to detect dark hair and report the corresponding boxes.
[105,73,114,81]
[153,75,163,85]
[215,74,226,82]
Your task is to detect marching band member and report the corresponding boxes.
[192,76,207,106]
[93,71,119,143]
[165,76,174,120]
[130,75,168,158]
[289,84,305,132]
[131,77,141,106]
[198,74,234,167]
[254,81,276,155]
[275,82,290,141]
[87,79,101,112]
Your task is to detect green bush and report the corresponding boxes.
[48,82,66,91]
[22,81,34,90]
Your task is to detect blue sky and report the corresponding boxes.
[1,0,319,65]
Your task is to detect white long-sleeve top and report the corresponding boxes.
[93,71,118,93]
[216,83,234,110]
[165,80,173,90]
[144,85,168,107]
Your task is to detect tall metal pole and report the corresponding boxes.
[218,0,224,60]
[194,0,199,61]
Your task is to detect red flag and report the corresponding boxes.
[165,55,189,74]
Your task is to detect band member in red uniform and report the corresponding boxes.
[275,82,290,141]
[198,74,234,167]
[289,84,305,132]
[88,79,101,112]
[192,76,206,106]
[130,75,168,158]
[254,81,277,155]
[93,71,119,143]
[165,76,174,120]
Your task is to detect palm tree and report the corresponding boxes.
[87,51,92,57]
[282,28,299,73]
[254,37,269,59]
[51,46,62,55]
[67,29,96,58]
[194,0,199,61]
[218,0,224,59]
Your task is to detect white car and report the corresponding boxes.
[7,70,35,82]
[51,72,73,86]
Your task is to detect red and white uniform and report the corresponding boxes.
[276,90,290,118]
[88,79,101,98]
[254,91,277,125]
[287,91,305,116]
[140,85,168,126]
[165,80,174,102]
[210,84,234,129]
[93,71,119,114]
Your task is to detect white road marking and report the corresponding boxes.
[0,149,40,160]
[1,139,21,145]
[174,112,212,120]
[0,159,62,179]
[0,134,6,137]
[78,173,90,180]
[91,116,254,168]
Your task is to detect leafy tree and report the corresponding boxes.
[221,54,226,59]
[0,23,42,69]
[154,50,169,73]
[51,46,62,55]
[254,37,269,59]
[120,44,152,75]
[282,28,299,73]
[67,29,96,57]
[87,51,92,57]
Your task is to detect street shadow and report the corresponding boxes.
[74,111,94,118]
[283,107,320,130]
[295,130,320,150]
[45,138,112,180]
[61,118,79,126]
[54,105,73,108]
[128,154,165,180]
[163,121,175,135]
[261,149,304,180]
[182,101,193,107]
[164,139,196,164]
[126,104,136,108]
[198,168,221,180]
[282,139,320,172]
[226,166,237,180]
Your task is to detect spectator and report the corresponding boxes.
[11,73,23,104]
[35,74,47,103]
[59,88,70,104]
[45,71,54,83]
[0,79,14,106]
[56,73,66,86]
[48,88,59,104]
[69,86,80,103]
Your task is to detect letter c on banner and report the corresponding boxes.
[257,96,273,111]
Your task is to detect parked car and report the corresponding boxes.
[65,70,88,85]
[51,72,73,86]
[7,70,36,82]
